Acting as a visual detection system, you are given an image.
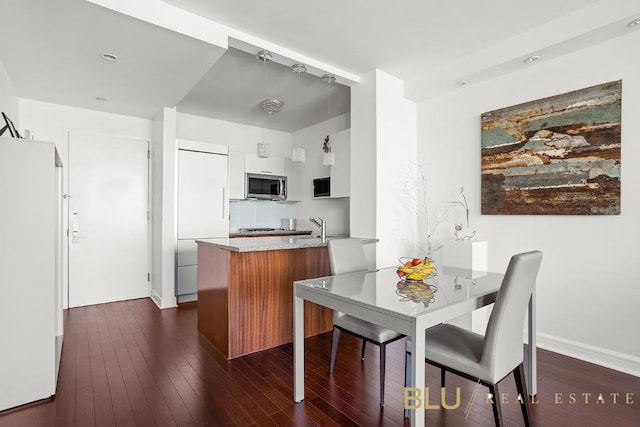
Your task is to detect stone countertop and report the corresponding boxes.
[228,229,313,238]
[196,235,377,253]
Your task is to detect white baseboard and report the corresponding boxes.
[150,290,177,309]
[536,332,640,378]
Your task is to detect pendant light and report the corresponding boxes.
[256,50,274,158]
[291,63,307,163]
[258,98,284,158]
[257,107,270,158]
[322,74,336,166]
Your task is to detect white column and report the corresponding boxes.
[350,69,418,268]
[151,107,178,308]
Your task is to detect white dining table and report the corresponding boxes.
[293,265,537,427]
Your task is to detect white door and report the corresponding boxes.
[68,132,149,307]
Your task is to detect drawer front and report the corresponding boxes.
[177,265,197,295]
[177,240,197,266]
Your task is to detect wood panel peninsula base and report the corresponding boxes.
[197,236,370,359]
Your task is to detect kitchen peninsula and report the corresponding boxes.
[196,236,376,359]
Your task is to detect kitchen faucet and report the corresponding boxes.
[309,217,326,242]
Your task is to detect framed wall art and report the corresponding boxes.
[481,80,621,215]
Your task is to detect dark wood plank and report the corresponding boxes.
[2,298,638,427]
[197,245,230,357]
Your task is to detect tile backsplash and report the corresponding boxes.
[229,200,293,231]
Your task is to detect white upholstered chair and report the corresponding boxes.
[327,238,405,406]
[404,251,543,425]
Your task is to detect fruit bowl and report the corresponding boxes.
[396,281,438,307]
[396,257,435,282]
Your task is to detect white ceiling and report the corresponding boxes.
[1,0,639,132]
[161,0,602,79]
[176,47,350,132]
[0,0,226,119]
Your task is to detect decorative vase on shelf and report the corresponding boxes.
[442,240,488,276]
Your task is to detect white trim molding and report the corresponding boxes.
[536,332,640,378]
[150,290,177,310]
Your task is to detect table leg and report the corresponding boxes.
[294,290,305,402]
[410,317,426,427]
[526,289,537,396]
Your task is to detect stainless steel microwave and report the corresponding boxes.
[246,173,287,200]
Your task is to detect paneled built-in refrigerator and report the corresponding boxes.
[176,139,229,300]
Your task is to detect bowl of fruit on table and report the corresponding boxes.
[396,257,435,282]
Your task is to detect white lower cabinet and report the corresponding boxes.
[177,240,199,298]
[177,265,198,295]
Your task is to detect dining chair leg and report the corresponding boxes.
[441,368,446,388]
[404,352,411,418]
[379,343,386,406]
[513,363,532,427]
[488,382,503,427]
[329,327,341,373]
[361,340,367,360]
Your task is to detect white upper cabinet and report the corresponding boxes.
[228,150,245,200]
[330,129,350,198]
[285,159,302,202]
[177,149,228,239]
[245,152,286,176]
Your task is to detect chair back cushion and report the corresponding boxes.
[327,238,368,275]
[481,251,543,382]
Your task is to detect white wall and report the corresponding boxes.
[351,70,418,267]
[418,30,640,375]
[19,99,153,309]
[0,60,19,132]
[229,200,293,231]
[176,112,292,156]
[351,71,378,241]
[375,71,418,266]
[290,113,351,236]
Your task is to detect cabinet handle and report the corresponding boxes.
[260,170,272,174]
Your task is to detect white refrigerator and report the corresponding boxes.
[176,140,229,299]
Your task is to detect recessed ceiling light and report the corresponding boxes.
[523,55,541,64]
[455,80,468,87]
[628,18,640,28]
[95,97,107,102]
[101,53,117,62]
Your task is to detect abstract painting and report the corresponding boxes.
[481,80,621,215]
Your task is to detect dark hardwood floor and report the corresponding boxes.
[1,298,637,426]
